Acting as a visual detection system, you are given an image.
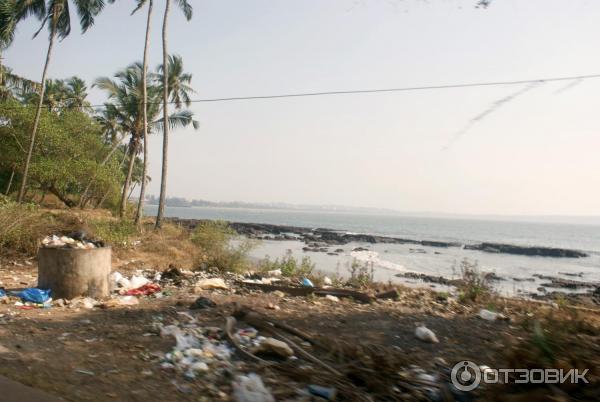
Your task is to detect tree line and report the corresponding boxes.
[0,0,194,228]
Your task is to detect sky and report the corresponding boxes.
[5,0,600,216]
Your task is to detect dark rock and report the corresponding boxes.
[470,242,587,258]
[189,297,216,310]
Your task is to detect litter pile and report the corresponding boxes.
[41,232,104,250]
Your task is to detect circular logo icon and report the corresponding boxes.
[451,360,481,391]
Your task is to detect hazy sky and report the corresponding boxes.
[5,0,600,215]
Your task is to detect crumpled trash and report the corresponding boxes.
[301,278,314,287]
[195,278,229,291]
[232,373,275,402]
[251,337,294,358]
[0,288,6,298]
[125,283,161,296]
[323,276,333,286]
[13,288,51,304]
[478,309,507,321]
[130,275,149,289]
[415,324,439,343]
[69,297,98,309]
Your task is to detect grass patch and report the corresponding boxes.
[258,250,315,278]
[88,219,138,246]
[0,196,47,254]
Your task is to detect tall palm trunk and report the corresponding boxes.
[119,139,138,217]
[155,0,172,229]
[17,19,57,203]
[134,0,154,226]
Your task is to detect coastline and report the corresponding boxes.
[168,218,589,258]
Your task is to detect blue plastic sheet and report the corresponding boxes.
[13,288,51,303]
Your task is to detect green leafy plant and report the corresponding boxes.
[191,220,255,273]
[347,259,374,288]
[258,250,315,278]
[454,258,491,303]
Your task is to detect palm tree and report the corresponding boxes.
[65,76,90,110]
[94,61,198,217]
[131,0,154,226]
[16,0,113,203]
[155,0,192,228]
[0,1,41,99]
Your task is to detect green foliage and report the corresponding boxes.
[346,259,375,288]
[453,258,491,303]
[191,220,255,273]
[0,99,123,206]
[258,250,315,278]
[88,218,138,246]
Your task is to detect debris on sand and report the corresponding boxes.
[232,373,274,402]
[250,337,294,358]
[478,308,507,321]
[195,278,229,291]
[415,324,439,343]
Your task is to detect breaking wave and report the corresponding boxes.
[349,250,406,272]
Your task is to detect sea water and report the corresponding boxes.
[145,205,600,296]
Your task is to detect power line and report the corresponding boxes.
[3,73,600,111]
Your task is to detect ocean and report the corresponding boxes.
[145,205,600,296]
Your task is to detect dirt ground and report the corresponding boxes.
[1,256,599,401]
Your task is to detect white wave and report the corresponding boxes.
[350,250,406,272]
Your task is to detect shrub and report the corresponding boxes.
[258,250,315,278]
[88,218,138,246]
[347,259,374,288]
[453,258,491,303]
[191,220,255,273]
[0,196,47,254]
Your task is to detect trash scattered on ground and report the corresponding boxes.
[70,297,98,309]
[307,384,337,400]
[415,324,439,343]
[251,337,294,358]
[266,269,281,277]
[158,321,233,380]
[301,278,314,287]
[478,308,507,321]
[0,289,6,298]
[189,296,216,310]
[232,373,274,402]
[125,283,161,296]
[324,295,339,302]
[13,288,51,304]
[195,278,229,291]
[41,234,103,249]
[101,296,140,308]
[323,276,333,286]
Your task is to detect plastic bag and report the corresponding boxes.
[0,288,6,297]
[233,373,274,402]
[13,288,51,303]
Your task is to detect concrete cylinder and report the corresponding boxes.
[37,247,111,300]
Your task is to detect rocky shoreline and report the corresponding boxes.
[168,218,589,258]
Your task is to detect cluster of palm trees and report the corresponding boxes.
[0,0,194,229]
